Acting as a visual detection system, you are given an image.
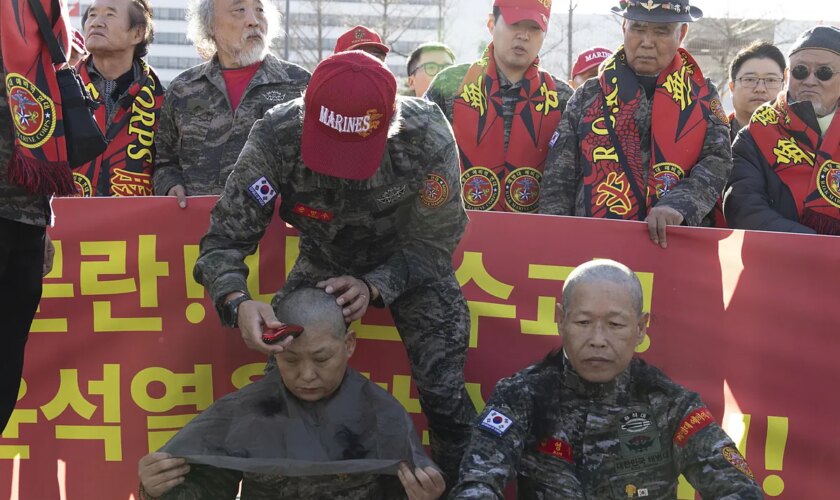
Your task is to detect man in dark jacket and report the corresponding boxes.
[724,26,840,234]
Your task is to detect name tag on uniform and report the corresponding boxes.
[293,203,334,222]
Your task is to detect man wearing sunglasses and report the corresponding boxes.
[725,26,840,235]
[407,42,455,98]
[425,0,573,214]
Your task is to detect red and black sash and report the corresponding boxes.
[453,43,563,213]
[73,59,163,196]
[579,46,712,220]
[749,94,840,234]
[1,0,76,195]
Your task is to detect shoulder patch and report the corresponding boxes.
[420,173,449,208]
[248,177,278,207]
[673,407,715,447]
[479,408,513,437]
[710,98,729,125]
[722,446,755,480]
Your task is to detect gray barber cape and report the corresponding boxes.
[157,367,433,499]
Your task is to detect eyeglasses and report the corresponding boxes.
[411,62,452,77]
[735,76,784,89]
[791,65,836,82]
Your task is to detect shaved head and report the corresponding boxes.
[275,288,347,339]
[562,260,643,316]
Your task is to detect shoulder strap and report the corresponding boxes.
[26,0,68,65]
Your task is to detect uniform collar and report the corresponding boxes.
[561,350,633,401]
[190,53,292,88]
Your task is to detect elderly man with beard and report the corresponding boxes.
[724,26,840,235]
[540,0,732,249]
[152,0,309,207]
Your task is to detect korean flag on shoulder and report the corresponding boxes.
[480,408,513,436]
[248,177,278,207]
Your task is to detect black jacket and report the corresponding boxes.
[723,99,821,234]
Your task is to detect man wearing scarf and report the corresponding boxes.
[73,0,163,197]
[540,0,732,249]
[425,0,573,214]
[138,288,445,500]
[724,26,840,235]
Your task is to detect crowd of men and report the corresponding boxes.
[1,0,838,497]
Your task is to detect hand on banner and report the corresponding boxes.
[43,232,55,277]
[138,452,190,498]
[646,205,684,249]
[167,185,188,209]
[237,299,295,355]
[317,275,374,322]
[398,462,446,500]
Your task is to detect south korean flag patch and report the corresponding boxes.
[248,177,277,207]
[479,408,514,437]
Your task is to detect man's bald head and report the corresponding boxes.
[275,288,347,339]
[561,260,643,316]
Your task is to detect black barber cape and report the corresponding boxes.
[161,367,432,476]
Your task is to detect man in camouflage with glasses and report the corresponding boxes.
[424,0,572,214]
[406,42,455,98]
[724,26,840,235]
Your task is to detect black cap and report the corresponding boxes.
[611,0,703,23]
[789,26,840,57]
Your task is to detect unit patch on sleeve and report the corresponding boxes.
[248,176,278,207]
[673,407,714,447]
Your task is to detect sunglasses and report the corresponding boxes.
[791,65,836,82]
[411,62,452,77]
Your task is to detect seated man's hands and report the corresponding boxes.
[317,275,375,322]
[398,462,446,500]
[645,205,684,249]
[138,452,190,498]
[232,296,295,356]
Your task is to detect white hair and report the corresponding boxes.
[186,0,282,60]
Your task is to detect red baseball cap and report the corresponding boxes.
[571,47,613,79]
[334,25,390,55]
[302,51,397,180]
[493,0,552,31]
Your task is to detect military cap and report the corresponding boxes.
[611,0,703,23]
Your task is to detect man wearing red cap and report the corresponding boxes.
[334,25,390,61]
[569,47,613,89]
[194,51,475,488]
[540,0,732,249]
[425,0,573,214]
[73,0,164,197]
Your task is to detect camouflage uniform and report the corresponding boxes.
[152,55,310,196]
[0,64,48,433]
[424,63,573,150]
[194,96,475,486]
[451,354,764,499]
[539,77,732,226]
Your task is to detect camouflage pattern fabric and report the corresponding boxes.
[451,355,764,499]
[0,64,50,226]
[540,76,732,226]
[152,55,310,196]
[425,63,573,150]
[155,368,428,500]
[194,96,475,486]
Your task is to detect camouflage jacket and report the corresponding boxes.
[451,355,764,499]
[152,55,310,196]
[0,66,51,226]
[539,77,732,226]
[194,96,467,309]
[424,62,573,149]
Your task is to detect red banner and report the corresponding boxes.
[2,197,838,499]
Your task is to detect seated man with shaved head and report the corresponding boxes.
[451,260,764,499]
[137,288,444,500]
